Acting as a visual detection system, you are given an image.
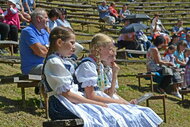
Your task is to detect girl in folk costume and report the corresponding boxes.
[75,33,163,127]
[43,26,139,127]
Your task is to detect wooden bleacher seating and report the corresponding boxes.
[0,55,20,64]
[146,94,167,122]
[0,74,41,106]
[179,89,190,101]
[136,72,156,92]
[0,40,19,56]
[43,119,84,127]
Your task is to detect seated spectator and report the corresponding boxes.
[117,20,150,52]
[184,48,190,63]
[101,48,119,98]
[108,2,120,23]
[1,0,20,53]
[168,34,179,46]
[56,8,72,29]
[119,4,131,20]
[46,8,60,32]
[98,0,115,25]
[163,45,177,67]
[147,36,182,98]
[117,19,137,50]
[19,8,49,75]
[135,30,151,51]
[74,33,163,126]
[0,8,9,41]
[151,13,170,47]
[172,19,184,36]
[185,33,190,48]
[174,41,187,68]
[185,59,190,88]
[17,0,31,23]
[46,8,84,58]
[22,0,36,14]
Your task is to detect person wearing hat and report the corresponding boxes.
[0,8,10,41]
[0,0,20,53]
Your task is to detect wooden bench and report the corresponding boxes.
[0,40,19,56]
[0,55,20,64]
[43,119,84,127]
[179,89,190,101]
[136,72,156,92]
[0,74,41,106]
[146,94,167,122]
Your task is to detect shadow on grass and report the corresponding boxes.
[118,74,136,77]
[126,84,154,92]
[0,73,22,78]
[0,96,45,116]
[177,99,190,108]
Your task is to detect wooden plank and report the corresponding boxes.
[43,119,84,127]
[116,59,147,63]
[19,74,42,81]
[0,40,19,45]
[0,58,20,64]
[77,40,91,44]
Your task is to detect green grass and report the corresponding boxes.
[0,63,189,127]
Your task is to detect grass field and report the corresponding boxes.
[0,62,189,127]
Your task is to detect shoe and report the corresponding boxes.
[157,87,166,94]
[172,91,182,99]
[34,86,40,95]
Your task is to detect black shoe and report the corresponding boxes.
[157,87,166,94]
[34,86,40,95]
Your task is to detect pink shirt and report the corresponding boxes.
[3,7,20,29]
[0,8,4,22]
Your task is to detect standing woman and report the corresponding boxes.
[43,26,134,127]
[75,33,163,127]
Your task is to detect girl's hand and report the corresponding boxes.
[166,62,174,67]
[130,99,137,104]
[105,87,116,97]
[98,102,108,107]
[111,62,120,74]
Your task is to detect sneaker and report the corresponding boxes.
[172,91,182,99]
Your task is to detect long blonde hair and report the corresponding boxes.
[90,33,115,90]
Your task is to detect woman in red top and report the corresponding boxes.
[109,2,120,23]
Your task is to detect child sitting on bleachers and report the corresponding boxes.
[163,45,177,67]
[174,40,187,68]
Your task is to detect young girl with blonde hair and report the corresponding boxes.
[75,33,163,127]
